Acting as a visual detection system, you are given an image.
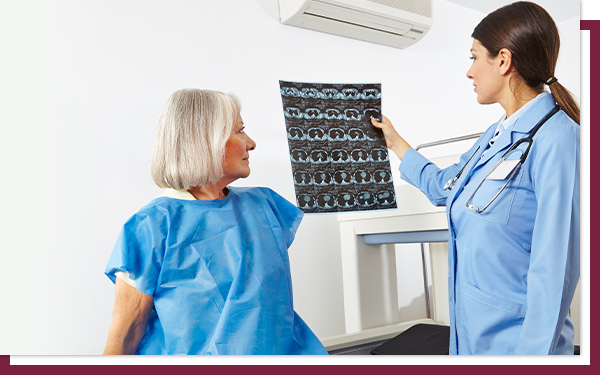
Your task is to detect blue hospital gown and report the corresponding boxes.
[105,186,328,355]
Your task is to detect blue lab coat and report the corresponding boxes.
[105,187,328,355]
[399,94,580,355]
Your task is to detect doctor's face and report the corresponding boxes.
[222,112,256,182]
[466,39,505,105]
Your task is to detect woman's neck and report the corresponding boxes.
[188,183,229,200]
[501,82,542,118]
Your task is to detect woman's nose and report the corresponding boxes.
[247,136,256,151]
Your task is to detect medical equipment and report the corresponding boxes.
[442,146,480,191]
[465,105,559,213]
[280,80,397,214]
[439,105,559,211]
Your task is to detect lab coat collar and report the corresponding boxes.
[478,93,557,166]
[449,124,497,194]
[511,92,555,134]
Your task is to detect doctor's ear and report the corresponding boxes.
[497,48,514,75]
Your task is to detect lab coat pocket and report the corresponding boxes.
[465,164,524,225]
[459,281,525,354]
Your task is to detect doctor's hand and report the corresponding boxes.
[371,115,412,160]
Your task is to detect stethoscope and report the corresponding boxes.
[443,105,560,214]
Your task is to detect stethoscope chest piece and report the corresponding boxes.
[468,204,480,213]
[444,178,455,191]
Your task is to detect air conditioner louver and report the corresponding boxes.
[279,0,433,49]
[365,0,432,18]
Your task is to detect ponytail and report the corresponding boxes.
[548,80,580,125]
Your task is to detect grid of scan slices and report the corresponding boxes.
[279,81,397,214]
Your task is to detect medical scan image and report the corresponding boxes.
[280,80,397,213]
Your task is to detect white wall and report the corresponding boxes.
[0,0,580,354]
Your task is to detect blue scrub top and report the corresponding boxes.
[399,94,580,355]
[105,186,328,355]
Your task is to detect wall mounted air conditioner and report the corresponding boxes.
[279,0,433,49]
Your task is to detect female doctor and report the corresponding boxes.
[372,1,579,355]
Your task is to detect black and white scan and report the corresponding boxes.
[279,80,397,214]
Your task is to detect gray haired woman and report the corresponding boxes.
[103,89,327,355]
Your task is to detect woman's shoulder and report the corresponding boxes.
[229,187,298,213]
[229,186,281,200]
[535,110,579,144]
[124,196,181,226]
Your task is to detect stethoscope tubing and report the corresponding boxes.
[465,158,522,213]
[442,105,560,213]
[444,145,480,191]
[464,105,560,213]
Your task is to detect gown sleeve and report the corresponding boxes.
[513,119,580,354]
[261,188,304,249]
[398,131,488,206]
[105,209,167,297]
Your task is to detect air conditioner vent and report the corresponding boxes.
[279,0,433,49]
[366,0,432,18]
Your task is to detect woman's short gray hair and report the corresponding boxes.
[151,88,241,190]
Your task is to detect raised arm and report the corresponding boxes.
[371,114,490,206]
[103,278,154,355]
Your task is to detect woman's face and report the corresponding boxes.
[466,39,505,105]
[222,112,256,182]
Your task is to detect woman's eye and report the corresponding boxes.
[469,56,475,60]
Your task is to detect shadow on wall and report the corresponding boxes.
[255,0,280,22]
[398,292,428,323]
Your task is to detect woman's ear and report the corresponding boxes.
[497,48,513,76]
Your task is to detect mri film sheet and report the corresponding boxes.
[280,80,397,214]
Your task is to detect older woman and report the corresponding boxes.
[103,89,327,355]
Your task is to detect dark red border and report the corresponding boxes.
[0,13,600,375]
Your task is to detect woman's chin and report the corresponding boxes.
[240,168,251,179]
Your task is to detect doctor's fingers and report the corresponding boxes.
[371,114,393,128]
[371,115,401,145]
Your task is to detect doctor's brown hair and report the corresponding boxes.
[472,1,580,125]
